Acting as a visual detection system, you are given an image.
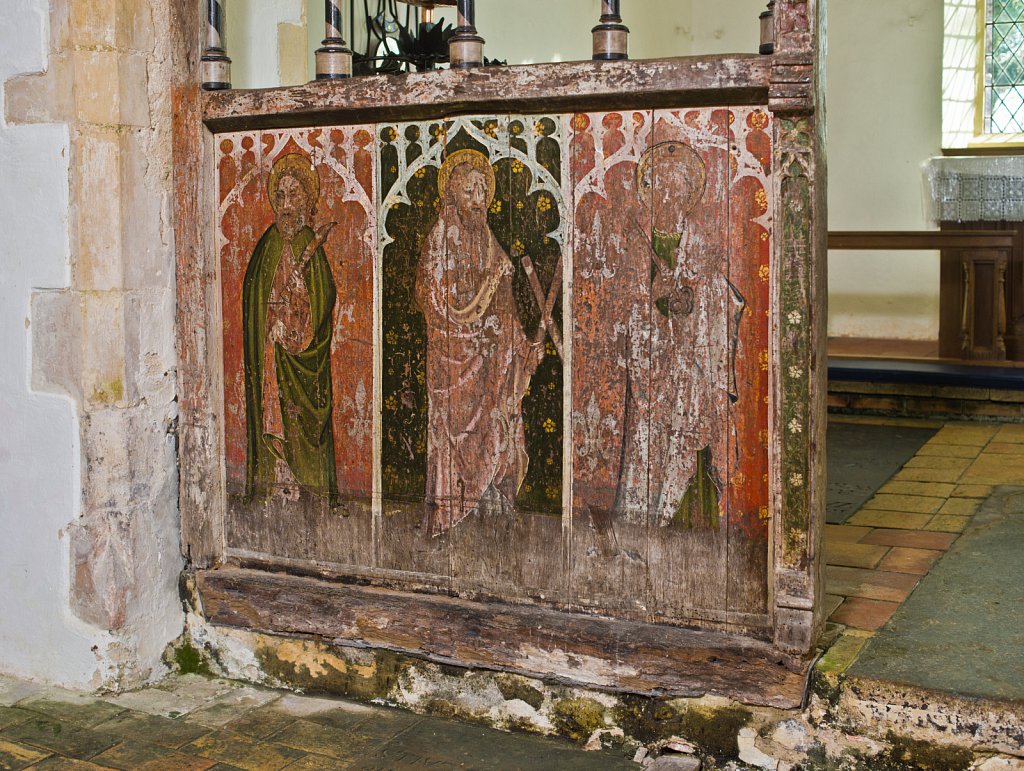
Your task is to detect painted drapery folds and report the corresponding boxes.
[217,108,774,632]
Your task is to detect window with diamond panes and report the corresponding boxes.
[987,0,1024,133]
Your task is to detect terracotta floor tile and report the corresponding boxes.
[938,497,981,517]
[903,455,973,472]
[862,494,945,514]
[825,566,920,603]
[858,528,958,550]
[960,454,1024,485]
[825,524,874,543]
[892,467,964,484]
[829,597,901,631]
[952,484,993,498]
[924,515,970,533]
[824,541,890,570]
[846,510,933,530]
[877,547,942,575]
[916,443,984,459]
[877,480,955,498]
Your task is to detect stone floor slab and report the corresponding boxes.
[0,678,46,708]
[93,710,212,749]
[824,541,890,570]
[824,566,920,603]
[953,484,994,498]
[903,455,973,471]
[858,528,958,550]
[862,493,945,514]
[938,497,982,517]
[16,695,125,729]
[824,524,873,543]
[916,443,984,458]
[106,676,244,719]
[184,731,307,771]
[877,547,942,575]
[846,510,933,530]
[961,454,1024,485]
[829,597,901,631]
[877,480,956,498]
[924,515,970,533]
[2,716,118,760]
[0,738,50,769]
[91,739,218,770]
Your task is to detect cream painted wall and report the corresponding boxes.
[826,0,943,340]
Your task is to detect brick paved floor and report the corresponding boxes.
[821,420,1024,671]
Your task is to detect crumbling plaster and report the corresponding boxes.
[1,0,183,689]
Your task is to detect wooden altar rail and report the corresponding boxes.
[200,55,772,131]
[828,230,1017,363]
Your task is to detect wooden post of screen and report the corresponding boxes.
[768,0,827,655]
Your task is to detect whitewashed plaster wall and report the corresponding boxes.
[0,0,183,689]
[0,0,101,686]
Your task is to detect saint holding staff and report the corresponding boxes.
[415,149,559,536]
[242,152,340,505]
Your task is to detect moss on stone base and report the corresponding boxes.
[552,697,606,743]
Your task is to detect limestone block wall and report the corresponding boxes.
[1,0,182,688]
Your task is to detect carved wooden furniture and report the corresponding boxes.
[829,231,1017,363]
[171,0,826,708]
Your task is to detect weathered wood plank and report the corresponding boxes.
[196,567,809,707]
[202,56,771,132]
[173,0,223,567]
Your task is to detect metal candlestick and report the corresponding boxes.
[316,0,354,79]
[449,0,484,69]
[593,0,628,61]
[201,0,231,90]
[760,1,776,55]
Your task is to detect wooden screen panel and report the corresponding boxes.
[377,115,570,601]
[569,110,654,617]
[568,108,772,631]
[378,119,452,583]
[218,127,376,569]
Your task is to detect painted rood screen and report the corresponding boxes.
[216,109,774,630]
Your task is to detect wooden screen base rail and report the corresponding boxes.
[196,568,811,709]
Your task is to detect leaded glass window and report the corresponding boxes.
[986,0,1024,133]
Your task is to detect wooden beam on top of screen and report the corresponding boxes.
[201,55,771,132]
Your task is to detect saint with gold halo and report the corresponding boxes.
[415,149,545,535]
[242,151,340,504]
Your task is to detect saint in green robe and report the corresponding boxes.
[242,224,339,504]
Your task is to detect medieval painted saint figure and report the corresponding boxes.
[615,141,745,529]
[242,152,340,504]
[415,149,546,536]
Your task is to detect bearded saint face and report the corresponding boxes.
[273,173,313,241]
[448,166,490,226]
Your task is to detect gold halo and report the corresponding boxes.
[268,152,320,209]
[636,141,706,217]
[437,149,496,205]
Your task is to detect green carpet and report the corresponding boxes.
[849,487,1024,702]
[826,422,937,524]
